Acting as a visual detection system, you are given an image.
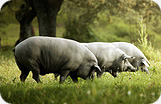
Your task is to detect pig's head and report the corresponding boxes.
[96,66,106,78]
[87,64,102,79]
[139,59,150,74]
[109,54,137,77]
[76,62,101,80]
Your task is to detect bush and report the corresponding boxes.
[92,16,139,42]
[62,0,105,42]
[63,18,98,42]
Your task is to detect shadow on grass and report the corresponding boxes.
[1,45,14,52]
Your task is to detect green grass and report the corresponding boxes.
[0,59,161,104]
[0,24,161,104]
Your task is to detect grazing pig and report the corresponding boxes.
[110,42,150,74]
[82,43,137,77]
[13,36,101,83]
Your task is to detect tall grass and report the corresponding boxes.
[138,17,149,50]
[138,17,161,71]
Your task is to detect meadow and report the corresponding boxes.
[0,23,161,104]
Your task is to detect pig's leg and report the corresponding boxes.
[15,58,30,82]
[59,70,70,84]
[91,69,96,80]
[32,67,41,83]
[54,73,59,81]
[112,71,117,78]
[86,69,95,80]
[68,72,78,82]
[20,70,30,82]
[70,75,78,83]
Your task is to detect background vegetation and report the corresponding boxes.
[0,0,161,104]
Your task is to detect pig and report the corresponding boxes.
[13,36,101,83]
[110,42,150,74]
[82,43,137,77]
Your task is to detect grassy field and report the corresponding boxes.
[0,24,161,104]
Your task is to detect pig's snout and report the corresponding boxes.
[112,72,118,78]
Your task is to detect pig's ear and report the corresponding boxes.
[94,64,102,73]
[122,54,135,60]
[141,59,149,67]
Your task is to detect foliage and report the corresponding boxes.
[64,18,97,42]
[57,0,161,46]
[0,0,25,27]
[1,0,161,46]
[92,16,139,42]
[105,0,161,22]
[62,0,106,42]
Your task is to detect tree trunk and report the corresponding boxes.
[15,0,64,45]
[0,37,1,50]
[29,0,64,36]
[15,4,36,46]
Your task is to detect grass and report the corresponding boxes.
[0,60,161,104]
[0,23,161,104]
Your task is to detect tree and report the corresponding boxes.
[10,0,64,45]
[28,0,64,36]
[15,1,36,45]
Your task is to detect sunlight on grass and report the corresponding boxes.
[0,54,161,104]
